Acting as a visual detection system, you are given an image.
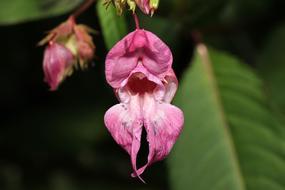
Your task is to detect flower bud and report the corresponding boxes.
[127,0,136,12]
[134,0,149,14]
[104,0,158,16]
[74,25,96,68]
[39,16,96,90]
[149,0,159,16]
[43,42,74,91]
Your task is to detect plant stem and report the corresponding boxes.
[73,0,96,18]
[133,13,140,29]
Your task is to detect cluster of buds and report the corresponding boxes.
[104,0,159,16]
[39,16,95,90]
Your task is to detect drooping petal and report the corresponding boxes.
[43,43,74,91]
[132,94,184,177]
[105,29,172,88]
[104,94,144,179]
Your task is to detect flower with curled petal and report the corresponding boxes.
[104,29,184,181]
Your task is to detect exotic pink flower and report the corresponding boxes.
[43,42,74,91]
[104,29,184,181]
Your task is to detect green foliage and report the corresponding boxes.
[168,45,285,190]
[96,0,128,50]
[257,25,285,116]
[0,0,83,25]
[173,0,228,26]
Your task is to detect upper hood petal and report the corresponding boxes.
[105,29,172,88]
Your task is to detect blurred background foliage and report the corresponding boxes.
[0,0,284,189]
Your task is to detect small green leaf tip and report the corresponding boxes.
[150,0,159,10]
[127,0,136,12]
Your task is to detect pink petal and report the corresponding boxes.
[106,55,138,88]
[104,95,145,181]
[135,0,151,14]
[105,29,172,88]
[105,30,139,88]
[163,69,178,103]
[141,31,172,77]
[132,94,184,177]
[43,43,73,91]
[74,25,95,61]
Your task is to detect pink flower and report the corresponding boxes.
[104,29,184,181]
[43,42,74,91]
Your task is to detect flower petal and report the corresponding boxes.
[105,30,139,88]
[135,0,151,14]
[132,94,184,177]
[163,69,178,103]
[141,31,172,77]
[43,43,73,91]
[105,29,172,88]
[104,95,144,180]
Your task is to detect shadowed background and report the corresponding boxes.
[0,0,285,190]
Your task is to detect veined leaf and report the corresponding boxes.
[96,0,127,50]
[257,25,285,116]
[0,0,83,25]
[168,44,285,190]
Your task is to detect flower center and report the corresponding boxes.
[127,73,157,94]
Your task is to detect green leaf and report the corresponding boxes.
[0,0,83,25]
[168,45,285,190]
[173,0,228,26]
[257,25,285,116]
[96,0,127,50]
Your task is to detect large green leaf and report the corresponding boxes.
[257,25,285,116]
[96,0,127,50]
[0,0,83,25]
[168,44,285,190]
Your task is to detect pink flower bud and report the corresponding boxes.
[135,0,159,15]
[74,25,96,67]
[39,16,96,90]
[43,42,74,91]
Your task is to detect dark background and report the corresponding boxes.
[0,7,168,190]
[0,0,285,189]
